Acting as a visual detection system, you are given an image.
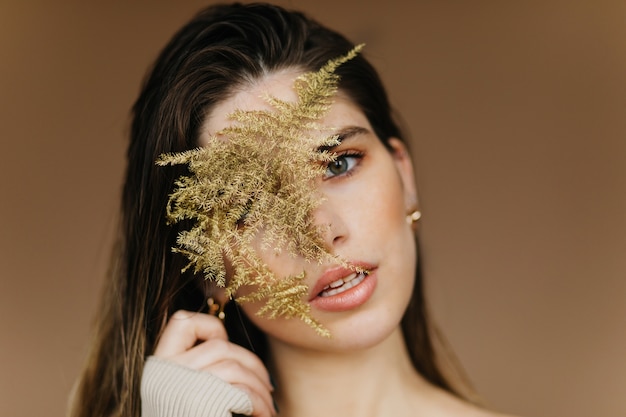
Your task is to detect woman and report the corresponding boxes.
[71,3,514,417]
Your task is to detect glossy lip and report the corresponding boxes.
[308,261,378,312]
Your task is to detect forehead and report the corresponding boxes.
[199,69,370,146]
[200,69,302,143]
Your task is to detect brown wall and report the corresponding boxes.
[1,1,624,416]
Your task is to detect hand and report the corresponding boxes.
[153,310,276,417]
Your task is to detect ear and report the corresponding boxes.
[203,280,229,308]
[388,138,418,210]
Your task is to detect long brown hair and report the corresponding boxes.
[71,3,469,416]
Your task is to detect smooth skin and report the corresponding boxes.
[153,70,516,417]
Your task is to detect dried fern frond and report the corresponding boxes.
[156,45,364,337]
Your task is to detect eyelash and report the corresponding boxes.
[323,150,364,179]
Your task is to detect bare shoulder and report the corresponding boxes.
[435,389,521,417]
[465,405,521,417]
[411,381,522,417]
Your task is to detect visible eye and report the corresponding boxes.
[235,211,248,228]
[235,199,253,228]
[324,152,363,178]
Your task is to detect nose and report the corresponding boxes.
[312,196,348,248]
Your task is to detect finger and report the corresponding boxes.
[154,310,228,357]
[206,360,275,417]
[233,384,275,417]
[177,338,272,390]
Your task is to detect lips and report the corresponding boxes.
[308,262,378,312]
[318,270,369,297]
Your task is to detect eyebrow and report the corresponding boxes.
[317,125,370,152]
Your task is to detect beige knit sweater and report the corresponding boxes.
[141,356,253,417]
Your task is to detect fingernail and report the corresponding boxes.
[268,373,279,413]
[272,397,280,414]
[269,373,277,390]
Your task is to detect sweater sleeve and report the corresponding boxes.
[141,356,254,417]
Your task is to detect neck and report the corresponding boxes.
[267,326,434,417]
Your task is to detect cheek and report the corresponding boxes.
[354,168,408,234]
[359,163,417,290]
[229,226,302,283]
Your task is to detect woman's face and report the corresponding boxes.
[200,69,418,351]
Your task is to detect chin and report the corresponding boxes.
[246,298,407,353]
[324,313,403,351]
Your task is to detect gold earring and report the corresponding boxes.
[406,209,421,225]
[207,297,226,320]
